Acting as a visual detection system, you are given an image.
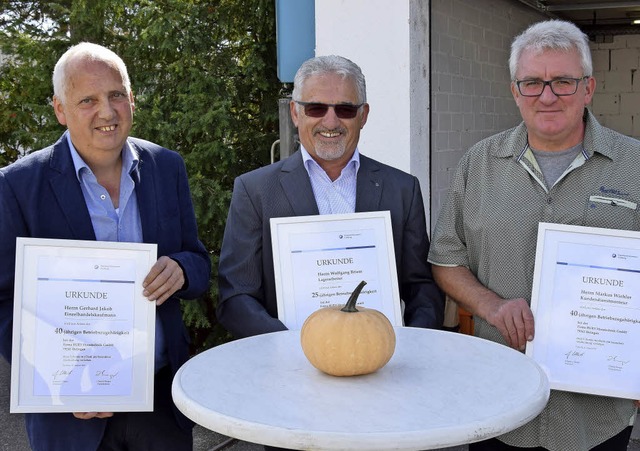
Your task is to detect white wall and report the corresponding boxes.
[314,0,640,230]
[315,0,412,172]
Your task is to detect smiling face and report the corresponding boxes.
[290,73,369,175]
[511,48,595,151]
[53,58,134,164]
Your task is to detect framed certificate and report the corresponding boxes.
[10,238,157,413]
[270,211,402,330]
[526,222,640,399]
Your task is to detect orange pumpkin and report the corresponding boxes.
[300,281,396,376]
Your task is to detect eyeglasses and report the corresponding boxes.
[295,101,364,119]
[514,76,590,97]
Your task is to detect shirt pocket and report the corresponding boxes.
[584,195,639,230]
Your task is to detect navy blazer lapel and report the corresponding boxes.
[131,142,158,244]
[279,152,319,216]
[356,155,383,212]
[48,137,96,240]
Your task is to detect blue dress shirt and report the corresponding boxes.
[300,145,360,215]
[66,132,168,371]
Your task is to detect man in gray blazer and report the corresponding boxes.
[217,55,443,339]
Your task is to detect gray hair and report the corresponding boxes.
[509,20,592,80]
[52,42,131,104]
[292,55,367,104]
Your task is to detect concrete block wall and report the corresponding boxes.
[430,0,546,223]
[591,34,640,139]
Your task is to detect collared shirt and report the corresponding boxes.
[67,132,168,371]
[529,143,583,189]
[428,111,639,450]
[300,145,360,215]
[68,132,143,243]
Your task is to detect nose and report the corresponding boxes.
[538,83,558,103]
[321,106,341,127]
[97,98,117,120]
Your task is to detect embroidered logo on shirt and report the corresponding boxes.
[599,186,629,197]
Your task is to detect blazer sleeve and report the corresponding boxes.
[0,171,23,362]
[163,156,211,300]
[398,177,445,329]
[216,175,287,338]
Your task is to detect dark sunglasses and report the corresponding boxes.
[295,101,364,119]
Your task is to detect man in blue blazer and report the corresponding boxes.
[0,43,210,451]
[217,55,444,342]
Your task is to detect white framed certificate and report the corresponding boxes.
[526,222,640,399]
[10,238,157,413]
[270,211,402,330]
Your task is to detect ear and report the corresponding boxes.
[53,96,67,126]
[359,103,370,129]
[289,100,300,127]
[583,76,596,105]
[510,82,520,106]
[129,90,135,113]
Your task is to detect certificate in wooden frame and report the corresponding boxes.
[11,237,157,413]
[527,222,640,399]
[271,211,402,330]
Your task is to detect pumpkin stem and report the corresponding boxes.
[341,280,367,313]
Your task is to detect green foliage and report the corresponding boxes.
[0,0,288,351]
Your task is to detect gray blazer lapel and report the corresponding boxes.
[279,152,319,216]
[356,155,383,212]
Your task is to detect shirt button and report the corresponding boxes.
[547,197,552,204]
[100,194,106,200]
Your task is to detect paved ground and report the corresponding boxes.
[1,357,638,450]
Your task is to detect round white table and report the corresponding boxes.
[172,327,549,450]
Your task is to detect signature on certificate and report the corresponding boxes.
[95,369,120,380]
[52,369,73,381]
[607,356,630,366]
[564,350,585,360]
